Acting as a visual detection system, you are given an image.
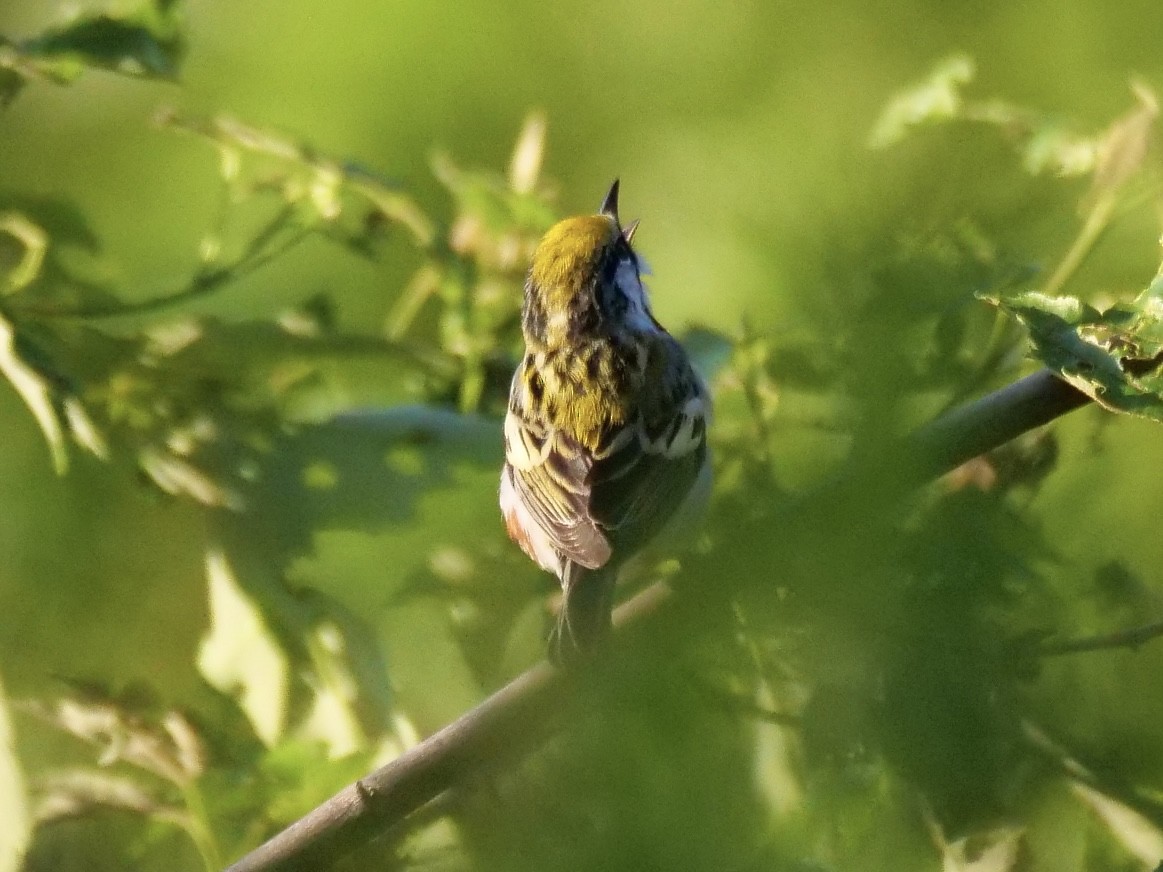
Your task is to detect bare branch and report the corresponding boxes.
[224,369,1091,872]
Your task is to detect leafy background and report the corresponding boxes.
[4,1,1163,871]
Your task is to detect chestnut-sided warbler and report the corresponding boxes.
[500,181,711,663]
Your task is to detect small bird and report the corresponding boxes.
[499,181,711,663]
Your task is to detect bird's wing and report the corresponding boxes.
[503,336,710,571]
[503,410,612,570]
[588,389,709,550]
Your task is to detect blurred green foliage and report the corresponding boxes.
[5,2,1163,872]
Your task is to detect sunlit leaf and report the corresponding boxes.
[157,111,436,245]
[139,446,244,509]
[433,141,556,272]
[508,111,547,195]
[10,45,1163,872]
[868,59,1161,204]
[197,549,290,747]
[1071,782,1163,868]
[868,54,976,148]
[0,674,29,872]
[1084,81,1158,214]
[751,679,803,818]
[20,687,201,786]
[292,608,393,758]
[0,314,69,474]
[939,828,1023,872]
[0,213,47,294]
[1021,124,1098,178]
[987,275,1163,422]
[344,168,436,246]
[31,769,180,825]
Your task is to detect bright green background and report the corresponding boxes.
[5,2,1163,870]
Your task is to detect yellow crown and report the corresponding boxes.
[529,214,619,294]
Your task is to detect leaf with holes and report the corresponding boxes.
[986,274,1163,422]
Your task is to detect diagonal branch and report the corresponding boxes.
[1039,620,1163,657]
[224,368,1090,872]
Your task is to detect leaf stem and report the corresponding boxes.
[181,779,224,872]
[1042,193,1117,298]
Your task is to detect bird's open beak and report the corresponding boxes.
[600,179,621,222]
[600,180,639,244]
[621,219,640,245]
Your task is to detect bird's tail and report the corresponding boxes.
[548,564,616,665]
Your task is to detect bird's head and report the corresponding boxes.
[522,180,655,349]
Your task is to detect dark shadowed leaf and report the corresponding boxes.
[17,2,184,81]
[258,740,372,826]
[0,67,24,108]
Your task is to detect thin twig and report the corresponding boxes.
[689,676,802,728]
[1039,620,1163,657]
[224,369,1091,872]
[1020,718,1163,825]
[24,207,311,321]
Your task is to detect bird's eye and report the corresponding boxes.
[611,240,639,278]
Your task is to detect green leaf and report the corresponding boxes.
[0,673,30,872]
[197,549,291,747]
[868,53,976,148]
[258,740,372,826]
[0,66,25,108]
[31,768,179,824]
[252,405,499,565]
[17,2,184,81]
[291,602,393,757]
[1071,782,1163,868]
[0,2,184,109]
[157,111,436,245]
[0,217,69,470]
[20,688,202,786]
[987,279,1163,422]
[0,314,70,474]
[939,828,1023,872]
[1083,82,1158,213]
[681,326,735,383]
